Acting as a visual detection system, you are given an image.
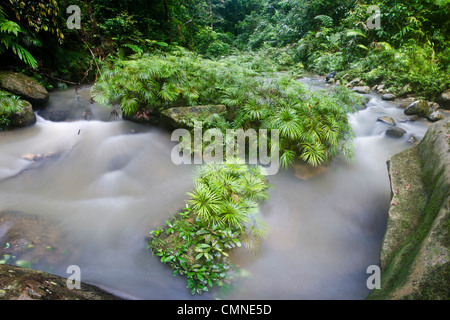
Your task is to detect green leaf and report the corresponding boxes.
[195,252,203,260]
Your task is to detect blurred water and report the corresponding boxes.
[0,85,432,299]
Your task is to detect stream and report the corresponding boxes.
[0,78,431,299]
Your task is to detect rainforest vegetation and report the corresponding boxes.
[0,0,449,295]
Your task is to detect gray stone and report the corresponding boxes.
[382,93,396,101]
[352,86,371,94]
[385,127,406,138]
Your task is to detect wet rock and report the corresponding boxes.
[404,100,430,117]
[408,135,418,144]
[436,89,450,110]
[425,110,445,122]
[349,78,361,86]
[326,71,336,82]
[294,162,327,180]
[0,71,49,109]
[37,109,68,122]
[9,100,36,128]
[21,152,57,162]
[374,119,450,300]
[161,105,227,130]
[352,86,371,94]
[385,127,406,138]
[382,93,396,101]
[0,211,79,269]
[397,102,411,109]
[377,116,396,126]
[0,264,122,300]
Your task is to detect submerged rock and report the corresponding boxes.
[0,71,49,109]
[293,162,327,180]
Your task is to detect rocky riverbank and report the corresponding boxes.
[368,118,449,300]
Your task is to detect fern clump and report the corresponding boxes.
[148,160,270,295]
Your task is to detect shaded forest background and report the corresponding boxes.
[1,0,449,98]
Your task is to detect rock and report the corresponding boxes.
[436,89,450,110]
[398,115,420,123]
[352,86,371,94]
[294,162,327,180]
[385,127,406,138]
[9,100,36,128]
[37,109,68,122]
[396,102,411,109]
[371,119,450,300]
[404,100,430,117]
[382,93,396,101]
[326,71,336,82]
[425,110,445,122]
[0,264,122,300]
[0,211,79,268]
[161,105,227,130]
[377,116,396,126]
[377,84,386,91]
[0,71,49,109]
[349,78,361,86]
[408,136,417,144]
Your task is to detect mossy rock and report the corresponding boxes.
[161,105,227,130]
[9,100,36,128]
[0,71,49,109]
[370,119,449,300]
[0,264,122,300]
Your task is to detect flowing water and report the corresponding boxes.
[0,80,432,299]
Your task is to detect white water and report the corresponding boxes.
[0,83,432,299]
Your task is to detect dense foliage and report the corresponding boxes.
[92,47,360,168]
[148,160,270,295]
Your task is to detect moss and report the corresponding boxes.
[410,262,450,300]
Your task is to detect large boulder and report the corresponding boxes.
[404,100,430,117]
[436,89,450,110]
[9,100,36,128]
[369,119,450,300]
[161,105,227,130]
[0,71,49,109]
